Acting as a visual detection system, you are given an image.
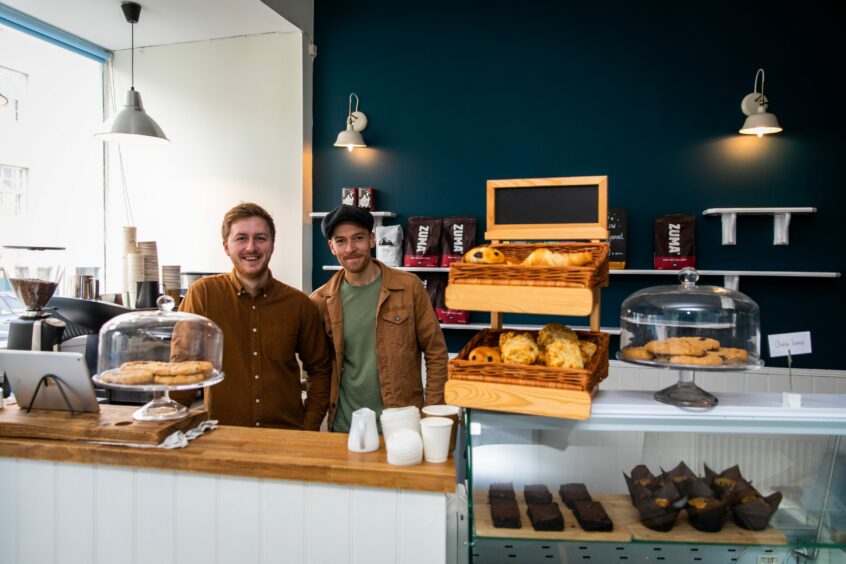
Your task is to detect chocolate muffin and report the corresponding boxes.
[686,497,730,533]
[732,491,782,531]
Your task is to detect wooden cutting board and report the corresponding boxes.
[0,403,208,445]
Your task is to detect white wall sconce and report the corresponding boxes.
[739,68,782,137]
[95,2,169,145]
[0,92,8,106]
[334,92,367,151]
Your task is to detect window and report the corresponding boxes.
[0,22,104,295]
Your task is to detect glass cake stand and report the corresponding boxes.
[93,369,224,421]
[617,268,764,408]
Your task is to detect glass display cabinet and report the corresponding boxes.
[465,393,846,564]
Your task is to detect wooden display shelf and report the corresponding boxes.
[0,404,208,446]
[474,493,788,546]
[445,380,593,420]
[445,284,596,317]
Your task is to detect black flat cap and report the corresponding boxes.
[321,204,374,238]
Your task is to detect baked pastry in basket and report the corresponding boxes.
[537,322,577,347]
[544,339,584,369]
[499,332,540,365]
[464,246,506,264]
[468,346,501,363]
[521,248,593,267]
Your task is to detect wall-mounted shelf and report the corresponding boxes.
[322,265,841,291]
[322,265,449,273]
[610,268,840,291]
[703,207,816,246]
[310,210,397,228]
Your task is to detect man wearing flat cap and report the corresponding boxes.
[310,205,448,433]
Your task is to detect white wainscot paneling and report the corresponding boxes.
[0,460,450,564]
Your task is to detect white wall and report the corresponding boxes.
[104,32,310,293]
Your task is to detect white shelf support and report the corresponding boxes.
[703,207,816,246]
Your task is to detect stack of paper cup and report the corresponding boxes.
[380,406,421,440]
[420,417,454,463]
[161,265,181,293]
[385,429,423,466]
[126,253,145,308]
[422,404,461,453]
[137,241,159,283]
[121,226,138,295]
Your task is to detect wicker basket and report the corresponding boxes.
[449,328,610,391]
[448,242,609,289]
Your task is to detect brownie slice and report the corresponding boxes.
[559,483,592,509]
[524,484,552,505]
[490,498,521,529]
[572,500,614,532]
[527,502,565,531]
[489,482,516,501]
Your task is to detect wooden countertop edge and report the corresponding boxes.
[0,427,456,494]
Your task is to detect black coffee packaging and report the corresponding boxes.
[608,208,627,270]
[440,216,477,266]
[404,217,442,267]
[423,273,469,324]
[341,187,357,207]
[654,214,696,269]
[357,187,375,210]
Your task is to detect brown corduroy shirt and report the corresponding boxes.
[175,270,331,430]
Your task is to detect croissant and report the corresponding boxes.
[521,248,593,267]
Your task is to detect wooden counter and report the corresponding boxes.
[0,408,459,564]
[0,418,456,493]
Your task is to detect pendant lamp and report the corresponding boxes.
[334,93,367,151]
[96,2,169,145]
[739,68,782,137]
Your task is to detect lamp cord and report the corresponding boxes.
[754,68,765,103]
[348,92,359,125]
[105,60,135,226]
[130,23,135,90]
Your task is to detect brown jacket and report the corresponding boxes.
[310,260,448,428]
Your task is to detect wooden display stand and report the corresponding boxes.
[0,403,209,445]
[445,176,610,419]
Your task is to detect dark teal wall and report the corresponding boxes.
[312,0,845,369]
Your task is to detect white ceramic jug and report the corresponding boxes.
[347,407,379,452]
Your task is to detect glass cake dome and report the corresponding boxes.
[94,295,224,421]
[617,268,763,407]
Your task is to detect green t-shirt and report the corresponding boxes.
[332,273,384,433]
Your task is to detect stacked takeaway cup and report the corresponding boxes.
[381,405,456,464]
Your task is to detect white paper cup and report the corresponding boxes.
[420,416,454,463]
[422,405,460,452]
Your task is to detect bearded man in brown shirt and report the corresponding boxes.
[174,203,331,430]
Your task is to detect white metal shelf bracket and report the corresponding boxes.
[703,207,816,246]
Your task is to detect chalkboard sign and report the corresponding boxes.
[485,176,608,241]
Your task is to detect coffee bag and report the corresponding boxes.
[375,225,403,267]
[654,214,695,269]
[440,216,477,266]
[404,217,442,267]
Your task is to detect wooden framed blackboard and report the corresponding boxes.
[485,176,608,241]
